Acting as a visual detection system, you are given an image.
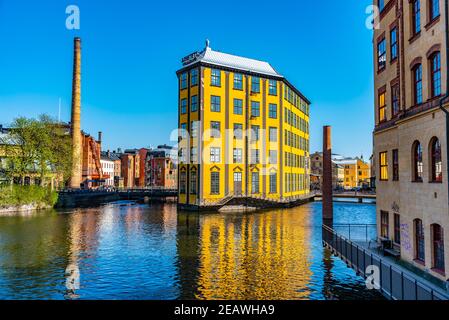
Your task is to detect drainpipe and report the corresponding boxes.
[440,0,449,286]
[440,0,449,201]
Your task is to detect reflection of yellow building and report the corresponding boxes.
[191,209,313,300]
[334,158,370,189]
[177,41,311,208]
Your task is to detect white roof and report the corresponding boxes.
[333,159,358,166]
[183,44,282,77]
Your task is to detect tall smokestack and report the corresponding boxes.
[70,37,82,189]
[322,126,333,226]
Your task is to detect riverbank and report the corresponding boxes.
[0,185,58,215]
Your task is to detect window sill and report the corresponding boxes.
[431,268,446,276]
[414,259,425,266]
[429,181,443,184]
[409,32,421,44]
[390,57,398,65]
[425,16,440,31]
[412,180,423,183]
[377,67,386,75]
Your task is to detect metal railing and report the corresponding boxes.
[322,224,449,300]
[333,224,377,243]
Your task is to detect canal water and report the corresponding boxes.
[0,202,384,300]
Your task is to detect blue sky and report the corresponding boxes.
[0,0,374,158]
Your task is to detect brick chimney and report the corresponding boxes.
[322,126,333,226]
[69,37,82,189]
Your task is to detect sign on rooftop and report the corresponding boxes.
[182,51,201,66]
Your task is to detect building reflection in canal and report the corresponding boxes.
[0,202,383,300]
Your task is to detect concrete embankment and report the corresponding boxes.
[0,203,53,216]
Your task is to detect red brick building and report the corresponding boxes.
[146,145,177,189]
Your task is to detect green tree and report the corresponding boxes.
[0,115,72,188]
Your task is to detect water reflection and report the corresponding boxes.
[0,202,384,300]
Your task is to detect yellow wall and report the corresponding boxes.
[178,65,310,206]
[343,159,370,189]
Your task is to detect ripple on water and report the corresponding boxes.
[0,202,384,300]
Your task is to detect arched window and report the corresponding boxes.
[415,219,425,262]
[430,137,442,182]
[430,52,441,97]
[412,141,423,182]
[413,64,423,105]
[431,224,445,271]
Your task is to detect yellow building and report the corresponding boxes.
[177,41,311,209]
[333,157,370,190]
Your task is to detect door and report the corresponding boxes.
[234,172,242,196]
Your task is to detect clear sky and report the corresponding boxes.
[0,0,374,158]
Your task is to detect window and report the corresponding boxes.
[413,64,423,105]
[391,84,400,117]
[191,121,198,138]
[413,141,423,182]
[269,127,277,142]
[251,77,260,93]
[378,0,385,11]
[180,171,187,194]
[381,211,389,238]
[432,224,445,271]
[211,172,220,194]
[378,91,386,122]
[380,151,388,181]
[430,0,440,21]
[191,95,198,112]
[431,52,441,97]
[251,149,260,164]
[251,125,260,142]
[430,137,442,182]
[378,38,386,71]
[180,73,188,89]
[251,101,260,117]
[234,99,243,115]
[391,27,398,61]
[269,150,277,164]
[233,148,243,164]
[394,214,401,244]
[191,69,198,86]
[269,103,277,119]
[393,149,399,181]
[190,147,198,164]
[234,73,243,90]
[210,121,221,138]
[210,147,221,163]
[234,123,243,140]
[211,69,221,87]
[251,172,260,194]
[412,0,421,35]
[180,98,187,114]
[180,123,187,139]
[190,170,197,194]
[269,173,277,193]
[415,219,425,262]
[211,95,221,112]
[269,80,277,95]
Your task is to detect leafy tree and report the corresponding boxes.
[0,115,72,188]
